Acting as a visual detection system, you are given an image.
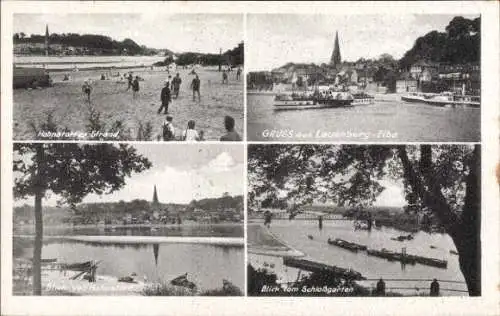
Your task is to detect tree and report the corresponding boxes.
[248,144,480,296]
[13,143,152,295]
[399,16,480,70]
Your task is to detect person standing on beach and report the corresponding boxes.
[82,80,92,103]
[158,81,171,114]
[172,73,182,99]
[222,70,228,84]
[191,74,201,102]
[132,76,140,99]
[220,115,241,141]
[126,72,133,91]
[236,67,242,81]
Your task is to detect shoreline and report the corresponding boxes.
[15,222,243,229]
[14,235,245,246]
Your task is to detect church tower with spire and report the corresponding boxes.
[45,24,49,56]
[330,31,341,69]
[152,185,159,205]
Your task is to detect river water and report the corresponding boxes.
[248,220,468,296]
[14,224,244,292]
[14,56,165,70]
[247,94,480,142]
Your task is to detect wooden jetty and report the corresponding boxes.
[283,257,365,280]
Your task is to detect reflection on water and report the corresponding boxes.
[247,94,480,142]
[249,220,468,295]
[14,224,244,292]
[17,240,244,291]
[15,224,243,238]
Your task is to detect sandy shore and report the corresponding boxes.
[247,224,305,257]
[13,66,244,141]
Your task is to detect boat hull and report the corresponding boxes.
[402,95,480,108]
[274,99,353,110]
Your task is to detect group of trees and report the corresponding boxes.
[174,42,244,67]
[188,194,243,211]
[248,144,480,296]
[13,32,158,56]
[13,143,152,295]
[399,16,480,70]
[14,194,244,226]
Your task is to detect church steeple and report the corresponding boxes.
[330,31,341,68]
[152,185,159,205]
[45,24,49,56]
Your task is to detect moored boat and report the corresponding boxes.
[402,91,480,108]
[170,273,197,290]
[273,91,354,110]
[366,248,447,268]
[390,234,414,242]
[327,238,367,252]
[351,92,375,105]
[283,257,365,280]
[401,92,428,103]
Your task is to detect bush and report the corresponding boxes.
[201,284,243,296]
[142,282,195,296]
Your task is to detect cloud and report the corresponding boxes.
[204,152,236,173]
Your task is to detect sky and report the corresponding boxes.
[14,144,244,206]
[13,13,243,54]
[373,179,406,208]
[247,14,480,71]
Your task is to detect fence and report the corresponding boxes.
[275,277,468,296]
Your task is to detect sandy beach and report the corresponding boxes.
[13,66,244,141]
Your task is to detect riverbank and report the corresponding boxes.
[13,263,242,296]
[247,224,304,257]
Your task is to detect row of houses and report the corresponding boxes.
[397,60,480,94]
[249,59,479,95]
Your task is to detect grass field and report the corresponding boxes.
[13,66,244,141]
